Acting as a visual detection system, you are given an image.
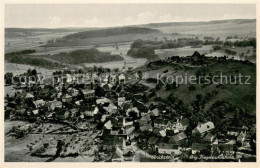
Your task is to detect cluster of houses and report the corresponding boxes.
[4,69,252,162]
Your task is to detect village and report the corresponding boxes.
[4,51,256,162]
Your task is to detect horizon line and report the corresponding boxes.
[4,18,256,29]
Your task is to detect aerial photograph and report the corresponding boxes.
[4,3,256,162]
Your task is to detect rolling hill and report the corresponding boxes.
[43,27,162,47]
[139,19,256,38]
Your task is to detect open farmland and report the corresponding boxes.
[155,45,213,59]
[142,19,256,40]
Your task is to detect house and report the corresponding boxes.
[101,114,108,122]
[70,108,79,118]
[81,89,95,99]
[62,94,72,103]
[104,120,113,129]
[154,118,168,129]
[227,126,248,136]
[140,124,153,132]
[83,106,99,117]
[75,99,83,106]
[33,99,45,108]
[149,108,159,117]
[103,136,125,151]
[96,98,111,105]
[177,118,190,131]
[111,147,123,162]
[192,121,214,135]
[169,132,187,144]
[191,143,211,155]
[126,107,140,117]
[139,114,151,126]
[123,118,133,127]
[237,132,247,146]
[212,144,234,156]
[157,143,180,156]
[64,111,70,119]
[203,133,218,144]
[25,93,34,99]
[49,100,62,111]
[118,97,126,107]
[69,88,79,97]
[168,118,189,131]
[118,74,126,84]
[125,126,135,140]
[103,103,117,114]
[159,129,167,137]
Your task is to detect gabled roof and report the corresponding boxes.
[158,143,179,150]
[203,133,216,140]
[192,143,210,150]
[25,93,34,98]
[149,108,159,116]
[51,101,62,107]
[104,103,117,113]
[126,126,135,135]
[140,114,151,121]
[33,99,45,106]
[172,132,187,142]
[118,74,125,80]
[82,89,95,95]
[104,120,113,129]
[159,129,167,137]
[118,97,126,102]
[63,94,72,99]
[32,109,39,115]
[193,121,215,134]
[140,124,153,131]
[96,98,111,104]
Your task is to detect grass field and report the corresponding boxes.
[146,20,256,40]
[155,45,213,59]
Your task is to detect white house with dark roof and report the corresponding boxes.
[81,89,95,99]
[157,143,180,155]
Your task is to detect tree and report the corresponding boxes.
[189,85,196,91]
[4,72,13,85]
[196,94,203,101]
[31,69,37,76]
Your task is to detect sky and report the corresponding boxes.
[5,4,256,28]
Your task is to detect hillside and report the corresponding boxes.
[43,27,162,47]
[134,53,256,117]
[5,27,93,38]
[140,19,256,38]
[139,19,256,28]
[63,27,160,40]
[49,48,124,64]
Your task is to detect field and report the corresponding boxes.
[155,45,213,59]
[5,19,256,71]
[143,19,256,40]
[5,30,84,53]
